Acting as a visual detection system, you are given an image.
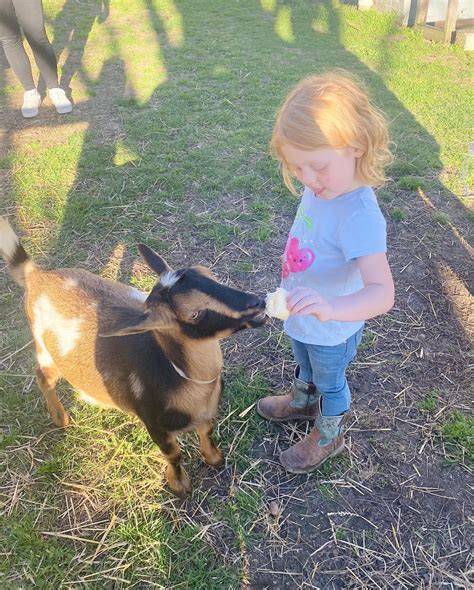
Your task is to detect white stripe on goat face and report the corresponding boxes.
[160,271,179,288]
[32,294,84,361]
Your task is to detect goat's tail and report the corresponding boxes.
[0,217,32,286]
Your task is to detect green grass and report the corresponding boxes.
[0,372,270,588]
[1,0,473,587]
[442,411,474,466]
[397,176,426,191]
[432,211,451,226]
[417,389,440,414]
[390,207,406,222]
[359,329,378,352]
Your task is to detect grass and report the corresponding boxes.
[1,0,473,587]
[390,207,406,222]
[358,329,378,352]
[442,411,474,467]
[432,211,451,225]
[0,372,270,588]
[416,391,472,467]
[417,389,440,414]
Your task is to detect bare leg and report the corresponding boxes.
[197,421,224,467]
[144,423,192,497]
[36,365,70,427]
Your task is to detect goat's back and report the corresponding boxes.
[25,266,148,410]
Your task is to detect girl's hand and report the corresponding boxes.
[286,287,334,322]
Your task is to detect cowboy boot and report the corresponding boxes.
[279,407,351,473]
[256,368,320,422]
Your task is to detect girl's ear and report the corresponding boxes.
[353,148,364,158]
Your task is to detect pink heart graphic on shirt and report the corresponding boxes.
[282,237,315,276]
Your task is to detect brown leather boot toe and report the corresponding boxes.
[256,394,319,422]
[279,411,350,473]
[279,429,345,473]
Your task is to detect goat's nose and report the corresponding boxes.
[245,295,262,310]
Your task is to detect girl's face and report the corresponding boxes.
[281,144,363,200]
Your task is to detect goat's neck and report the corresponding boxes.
[152,331,223,381]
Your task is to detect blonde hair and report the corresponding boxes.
[270,70,392,194]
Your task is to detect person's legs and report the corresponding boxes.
[0,0,36,90]
[13,0,71,113]
[280,327,364,473]
[256,338,319,422]
[291,338,312,384]
[13,0,58,88]
[307,327,363,416]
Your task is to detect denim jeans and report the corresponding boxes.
[291,326,364,416]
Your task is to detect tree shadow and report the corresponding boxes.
[49,0,110,91]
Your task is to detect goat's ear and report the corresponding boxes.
[138,244,172,276]
[100,310,172,337]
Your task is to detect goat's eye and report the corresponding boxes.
[190,311,202,321]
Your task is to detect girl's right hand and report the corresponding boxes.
[286,287,334,322]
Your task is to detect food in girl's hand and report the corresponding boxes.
[265,287,290,320]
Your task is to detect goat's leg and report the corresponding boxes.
[144,424,192,497]
[197,421,224,467]
[36,366,70,427]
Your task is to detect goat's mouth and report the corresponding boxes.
[242,306,267,328]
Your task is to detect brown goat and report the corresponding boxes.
[0,218,266,496]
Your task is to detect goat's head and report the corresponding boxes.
[103,244,267,339]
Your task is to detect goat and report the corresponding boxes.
[0,218,266,497]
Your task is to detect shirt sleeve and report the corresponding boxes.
[339,205,387,261]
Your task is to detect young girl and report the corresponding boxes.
[257,71,394,473]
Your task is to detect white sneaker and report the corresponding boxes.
[21,89,41,118]
[48,88,72,114]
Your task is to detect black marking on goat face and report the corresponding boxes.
[177,308,265,339]
[180,268,265,311]
[146,267,266,338]
[182,269,265,325]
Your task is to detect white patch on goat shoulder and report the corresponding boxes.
[129,372,144,399]
[129,288,147,302]
[160,271,179,288]
[33,294,84,358]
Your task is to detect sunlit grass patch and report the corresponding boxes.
[12,131,84,226]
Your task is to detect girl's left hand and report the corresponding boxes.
[286,287,334,322]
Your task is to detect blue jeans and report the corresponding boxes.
[291,326,364,417]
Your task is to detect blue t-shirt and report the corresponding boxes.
[281,185,387,346]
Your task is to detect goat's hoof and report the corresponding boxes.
[167,468,192,498]
[204,447,224,468]
[51,410,71,428]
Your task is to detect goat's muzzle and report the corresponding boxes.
[241,297,267,329]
